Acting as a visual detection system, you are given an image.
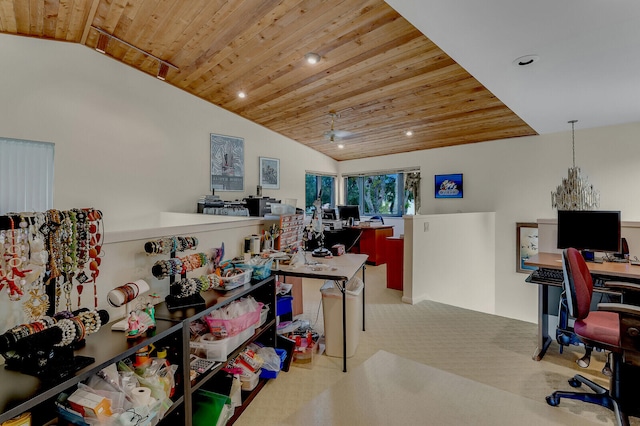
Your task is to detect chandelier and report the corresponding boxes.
[551,120,600,210]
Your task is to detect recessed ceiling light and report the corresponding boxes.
[405,130,413,136]
[337,143,344,149]
[513,54,540,67]
[305,52,321,65]
[238,91,246,99]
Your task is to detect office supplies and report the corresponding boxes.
[190,354,218,376]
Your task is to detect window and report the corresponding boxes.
[305,173,335,213]
[0,138,54,215]
[345,170,418,217]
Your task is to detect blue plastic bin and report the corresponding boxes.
[260,348,287,379]
[276,295,293,316]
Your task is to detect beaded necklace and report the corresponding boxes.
[22,213,50,321]
[87,209,104,309]
[59,211,76,311]
[4,216,31,301]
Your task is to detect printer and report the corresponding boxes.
[243,196,278,217]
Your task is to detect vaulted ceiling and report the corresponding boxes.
[0,0,537,161]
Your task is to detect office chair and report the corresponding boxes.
[546,247,640,425]
[370,215,384,224]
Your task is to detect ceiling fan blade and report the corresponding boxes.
[323,129,354,141]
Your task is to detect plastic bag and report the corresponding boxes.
[118,360,176,420]
[257,347,281,372]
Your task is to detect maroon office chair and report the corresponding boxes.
[546,248,640,425]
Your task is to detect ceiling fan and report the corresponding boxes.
[323,112,354,143]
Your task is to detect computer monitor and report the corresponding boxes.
[322,208,337,220]
[337,205,360,222]
[557,210,621,254]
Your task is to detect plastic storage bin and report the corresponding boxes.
[291,337,317,369]
[235,261,272,280]
[259,348,287,379]
[276,295,293,316]
[212,268,252,290]
[320,278,363,358]
[204,302,263,337]
[240,369,261,391]
[190,326,255,362]
[192,390,232,426]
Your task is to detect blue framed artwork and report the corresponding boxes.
[435,173,463,198]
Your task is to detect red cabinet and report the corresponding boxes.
[356,225,394,265]
[385,236,404,290]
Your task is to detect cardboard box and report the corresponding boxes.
[67,389,112,418]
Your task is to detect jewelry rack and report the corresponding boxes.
[146,236,206,310]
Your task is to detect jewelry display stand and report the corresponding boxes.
[109,280,151,331]
[165,248,205,310]
[2,310,110,381]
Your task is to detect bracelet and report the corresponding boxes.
[55,319,76,346]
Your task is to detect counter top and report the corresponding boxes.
[105,212,264,243]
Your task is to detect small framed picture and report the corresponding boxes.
[516,222,538,273]
[435,173,463,198]
[259,157,280,189]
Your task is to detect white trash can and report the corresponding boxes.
[320,277,363,358]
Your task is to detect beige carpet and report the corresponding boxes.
[235,264,638,426]
[283,350,602,426]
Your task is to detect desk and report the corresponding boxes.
[273,253,368,372]
[525,252,640,361]
[350,224,394,265]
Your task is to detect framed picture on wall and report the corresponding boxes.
[210,133,244,191]
[435,173,463,198]
[516,222,538,273]
[259,157,280,189]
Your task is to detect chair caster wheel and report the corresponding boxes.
[546,395,560,406]
[568,378,581,388]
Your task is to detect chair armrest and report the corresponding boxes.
[597,302,640,317]
[602,281,640,293]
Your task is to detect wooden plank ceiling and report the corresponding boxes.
[0,0,536,161]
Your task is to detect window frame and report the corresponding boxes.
[305,172,336,213]
[0,137,54,215]
[344,172,406,217]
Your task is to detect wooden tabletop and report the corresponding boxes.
[273,253,369,281]
[525,252,640,280]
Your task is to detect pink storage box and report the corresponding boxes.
[205,302,263,337]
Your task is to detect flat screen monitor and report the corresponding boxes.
[337,205,360,222]
[557,210,621,253]
[322,208,337,220]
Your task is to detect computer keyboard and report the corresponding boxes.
[528,268,609,288]
[529,268,564,285]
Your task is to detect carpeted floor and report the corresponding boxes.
[283,350,602,426]
[235,264,638,426]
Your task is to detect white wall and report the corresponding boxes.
[403,213,496,314]
[0,34,337,229]
[340,121,640,323]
